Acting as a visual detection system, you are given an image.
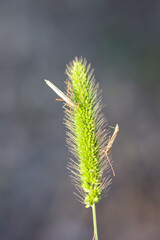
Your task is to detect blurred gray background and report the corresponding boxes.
[0,1,160,240]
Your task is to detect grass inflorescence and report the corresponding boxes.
[64,57,112,208]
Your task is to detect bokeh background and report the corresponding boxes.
[0,1,160,240]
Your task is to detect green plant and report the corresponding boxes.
[45,57,119,240]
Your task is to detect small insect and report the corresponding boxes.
[44,79,76,108]
[106,124,119,154]
[105,124,119,177]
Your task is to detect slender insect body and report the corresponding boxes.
[44,79,76,108]
[105,124,119,177]
[106,124,119,154]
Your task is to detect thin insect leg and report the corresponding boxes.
[56,98,68,109]
[63,103,67,108]
[56,98,64,101]
[108,125,115,129]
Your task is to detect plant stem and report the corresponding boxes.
[92,203,98,240]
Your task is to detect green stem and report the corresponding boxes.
[92,203,98,240]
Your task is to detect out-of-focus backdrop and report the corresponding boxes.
[0,1,160,240]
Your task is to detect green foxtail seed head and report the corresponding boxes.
[44,57,118,208]
[64,57,113,208]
